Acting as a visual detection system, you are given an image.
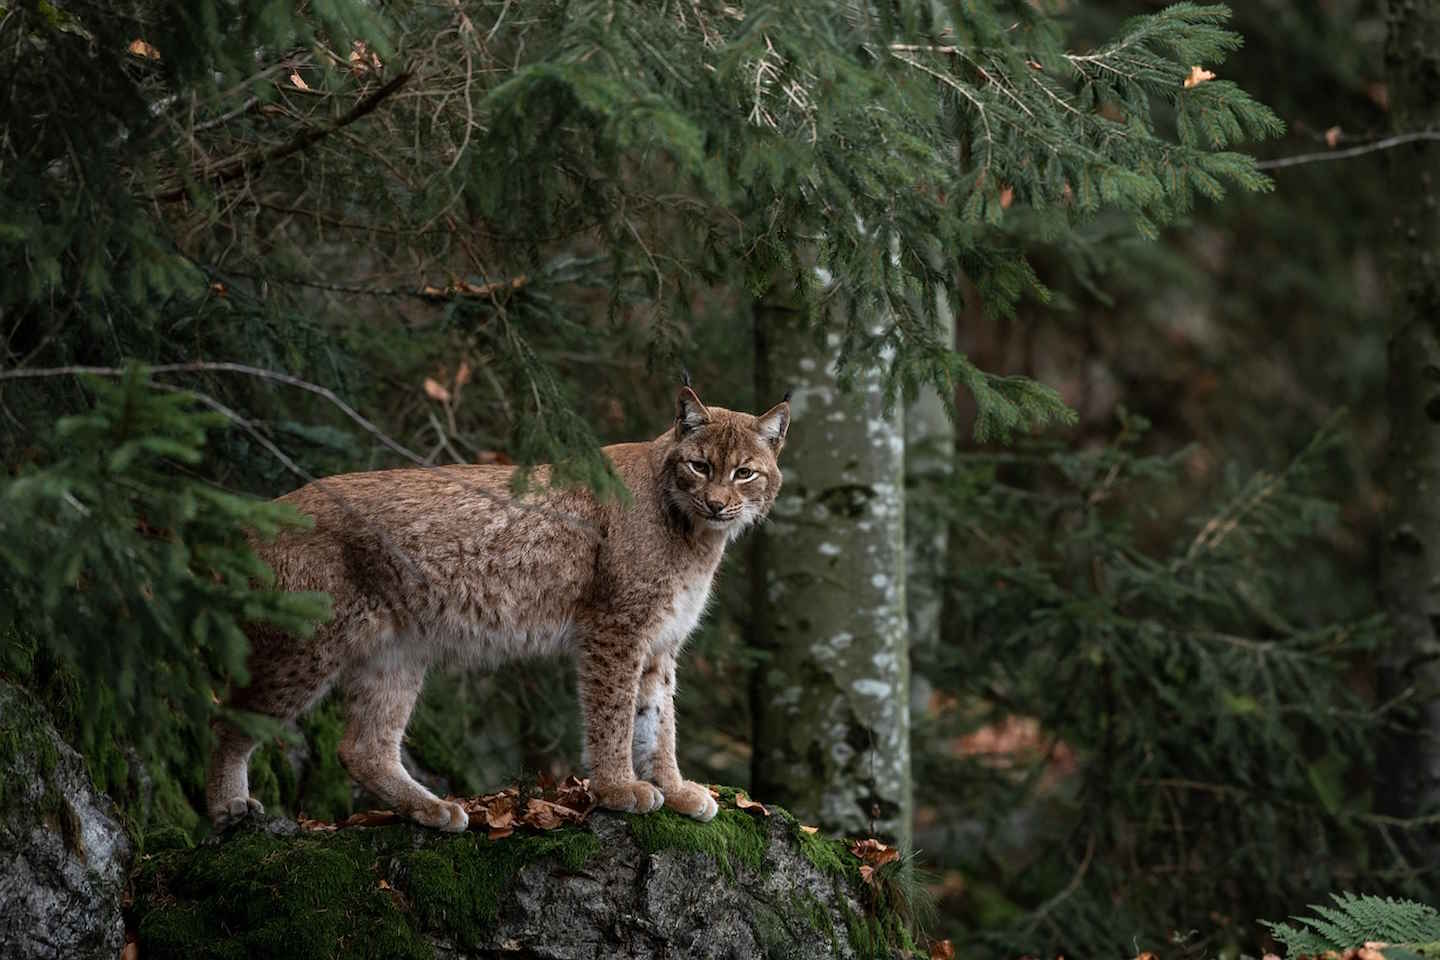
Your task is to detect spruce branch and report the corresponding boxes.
[149,70,412,203]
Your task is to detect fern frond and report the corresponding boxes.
[1262,893,1440,957]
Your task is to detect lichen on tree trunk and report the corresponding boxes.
[904,285,956,661]
[750,279,913,849]
[1379,0,1440,850]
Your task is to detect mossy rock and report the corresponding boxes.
[129,792,912,960]
[0,680,134,960]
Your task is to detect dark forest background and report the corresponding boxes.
[2,1,1437,956]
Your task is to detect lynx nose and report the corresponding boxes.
[705,498,725,516]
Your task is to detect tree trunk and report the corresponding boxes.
[1378,0,1440,851]
[904,285,956,687]
[750,282,912,848]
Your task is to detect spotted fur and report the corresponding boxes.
[206,387,789,830]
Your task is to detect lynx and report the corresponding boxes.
[206,386,789,831]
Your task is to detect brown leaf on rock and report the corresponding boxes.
[487,826,514,841]
[735,793,770,816]
[858,864,874,884]
[929,940,956,960]
[799,825,819,835]
[524,797,588,830]
[483,797,515,831]
[849,838,900,870]
[297,816,338,832]
[1183,65,1216,88]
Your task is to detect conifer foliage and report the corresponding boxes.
[1,0,1280,762]
[914,417,1390,956]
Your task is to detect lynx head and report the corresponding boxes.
[661,385,789,538]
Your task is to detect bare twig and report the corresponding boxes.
[1256,130,1440,170]
[150,71,412,203]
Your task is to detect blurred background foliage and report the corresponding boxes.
[0,0,1429,957]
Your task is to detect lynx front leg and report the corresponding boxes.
[633,651,717,822]
[579,627,664,815]
[338,654,468,832]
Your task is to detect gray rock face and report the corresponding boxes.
[432,814,863,960]
[0,682,134,960]
[132,797,901,960]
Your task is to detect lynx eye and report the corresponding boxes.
[733,466,756,481]
[686,460,711,477]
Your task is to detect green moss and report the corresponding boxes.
[626,800,769,880]
[0,683,65,818]
[131,823,601,960]
[795,825,856,879]
[791,890,840,953]
[143,824,193,852]
[400,827,601,948]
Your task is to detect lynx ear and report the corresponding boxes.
[675,386,711,437]
[755,398,790,454]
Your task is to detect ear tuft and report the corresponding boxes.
[755,400,790,453]
[675,386,711,437]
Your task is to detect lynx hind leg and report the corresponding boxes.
[206,634,339,830]
[632,660,663,783]
[634,653,716,822]
[338,653,467,832]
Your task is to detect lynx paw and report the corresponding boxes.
[663,781,719,822]
[412,798,470,833]
[594,779,665,814]
[212,796,265,830]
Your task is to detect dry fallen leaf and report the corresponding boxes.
[1325,125,1343,148]
[849,837,900,869]
[999,185,1015,210]
[127,39,161,61]
[929,940,956,960]
[735,793,770,817]
[799,825,819,835]
[858,864,874,883]
[1184,65,1216,89]
[423,377,451,402]
[487,826,514,841]
[288,71,310,91]
[348,40,383,74]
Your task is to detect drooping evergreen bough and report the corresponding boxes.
[2,0,1282,870]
